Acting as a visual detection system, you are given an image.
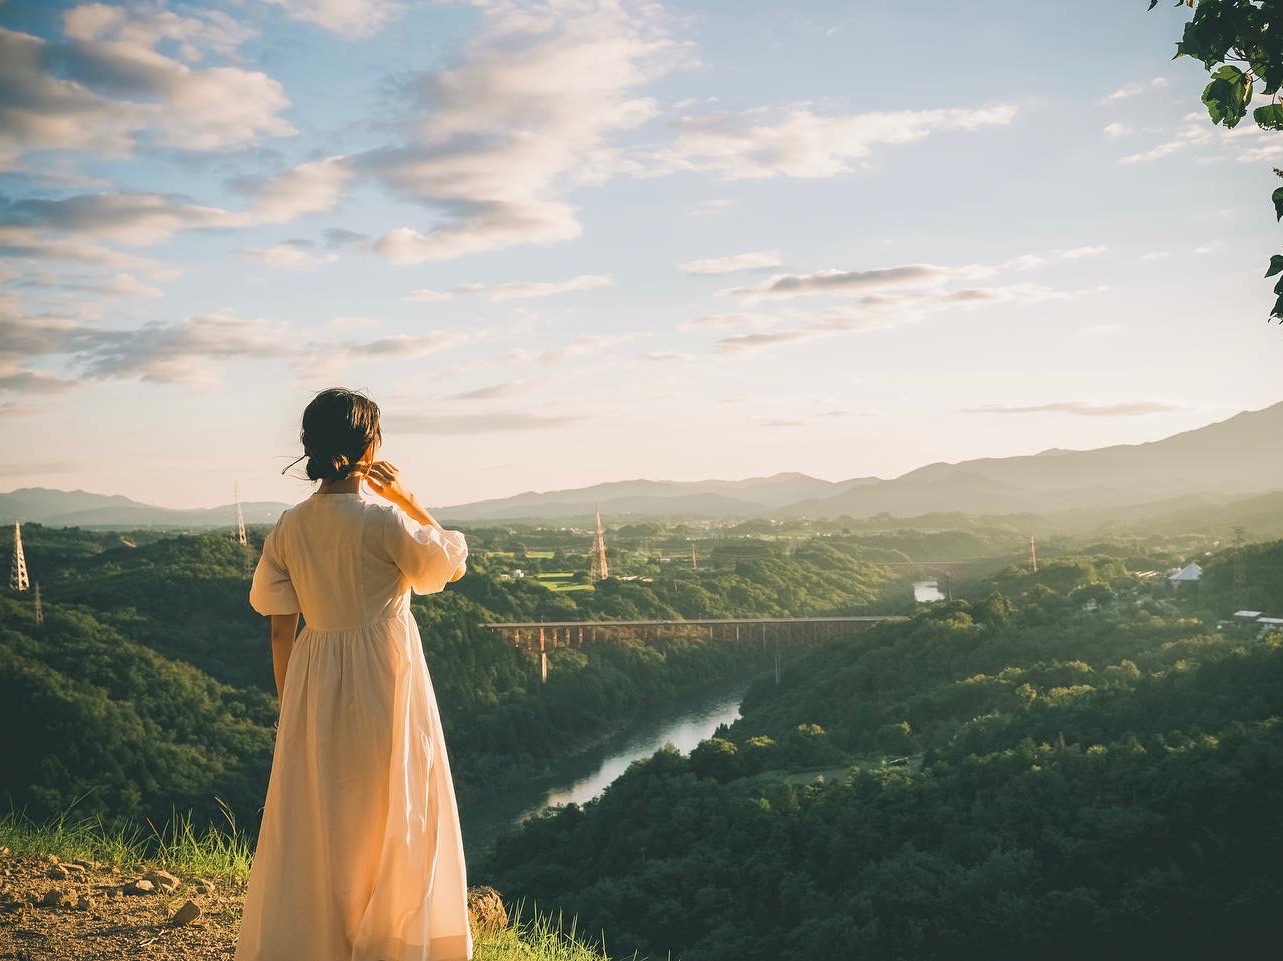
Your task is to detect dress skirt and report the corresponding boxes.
[234,610,472,961]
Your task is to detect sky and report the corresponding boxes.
[0,0,1280,510]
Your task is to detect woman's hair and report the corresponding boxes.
[284,387,382,482]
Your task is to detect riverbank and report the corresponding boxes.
[463,672,756,858]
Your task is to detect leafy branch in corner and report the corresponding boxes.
[1149,0,1283,320]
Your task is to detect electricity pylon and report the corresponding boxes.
[589,505,609,581]
[10,523,29,592]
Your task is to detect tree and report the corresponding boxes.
[1151,0,1283,320]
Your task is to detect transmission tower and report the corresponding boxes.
[34,583,43,626]
[10,522,29,592]
[589,505,609,581]
[1232,526,1247,606]
[234,483,248,547]
[1029,533,1038,574]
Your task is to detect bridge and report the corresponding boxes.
[479,615,906,683]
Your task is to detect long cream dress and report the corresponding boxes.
[236,489,473,961]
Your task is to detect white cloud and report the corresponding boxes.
[0,10,293,168]
[365,0,691,263]
[1140,251,1170,261]
[245,157,352,224]
[245,241,337,270]
[384,410,586,433]
[264,0,404,37]
[505,332,645,365]
[720,265,951,302]
[676,312,777,332]
[1103,122,1133,137]
[650,103,1017,180]
[678,251,782,274]
[421,273,615,302]
[1101,77,1169,103]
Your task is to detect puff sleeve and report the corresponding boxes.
[249,519,302,615]
[384,507,468,596]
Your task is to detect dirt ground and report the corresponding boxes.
[0,846,245,960]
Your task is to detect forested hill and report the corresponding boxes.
[0,520,932,842]
[480,541,1283,961]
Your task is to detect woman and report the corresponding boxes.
[235,387,473,961]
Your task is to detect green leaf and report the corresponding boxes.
[1273,186,1283,221]
[1148,0,1157,9]
[1266,255,1283,278]
[1272,293,1283,321]
[1254,104,1283,131]
[1273,274,1283,296]
[1203,71,1249,128]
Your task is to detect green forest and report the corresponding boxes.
[3,515,1279,960]
[477,541,1283,960]
[1,518,916,839]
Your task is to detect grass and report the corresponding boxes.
[0,794,255,881]
[0,797,628,960]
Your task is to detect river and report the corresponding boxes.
[461,673,755,858]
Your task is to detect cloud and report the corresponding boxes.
[264,0,404,37]
[714,329,813,355]
[1101,77,1168,103]
[0,305,294,387]
[0,9,293,168]
[6,270,164,300]
[323,227,370,249]
[0,224,165,270]
[676,312,777,332]
[362,0,691,263]
[707,282,1081,356]
[1103,122,1133,137]
[383,410,586,433]
[1140,251,1170,261]
[410,273,613,302]
[1053,245,1108,260]
[678,251,782,274]
[505,332,645,365]
[235,156,352,224]
[961,401,1181,416]
[245,240,337,270]
[721,265,950,302]
[0,156,349,253]
[448,378,544,400]
[650,103,1017,180]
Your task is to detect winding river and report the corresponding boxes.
[461,673,755,857]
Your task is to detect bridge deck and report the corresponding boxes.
[480,615,901,629]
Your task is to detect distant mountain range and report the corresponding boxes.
[3,400,1281,529]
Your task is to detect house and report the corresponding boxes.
[1168,562,1202,585]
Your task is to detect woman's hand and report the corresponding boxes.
[360,460,416,509]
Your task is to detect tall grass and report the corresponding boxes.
[0,792,254,879]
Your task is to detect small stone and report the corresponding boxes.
[143,868,180,893]
[171,900,202,926]
[193,879,215,895]
[45,854,59,864]
[40,887,74,908]
[124,879,155,895]
[74,894,92,911]
[47,865,69,880]
[67,859,93,872]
